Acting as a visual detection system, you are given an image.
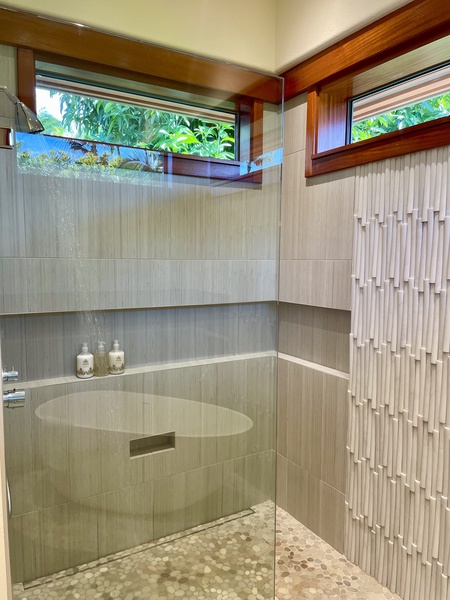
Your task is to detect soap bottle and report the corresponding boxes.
[76,343,94,379]
[94,341,109,377]
[108,340,125,375]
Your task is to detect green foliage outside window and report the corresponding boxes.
[351,92,450,143]
[38,90,236,160]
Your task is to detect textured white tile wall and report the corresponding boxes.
[347,148,450,600]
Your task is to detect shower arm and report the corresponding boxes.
[0,85,45,134]
[0,85,18,105]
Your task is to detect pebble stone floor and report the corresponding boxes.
[13,503,401,600]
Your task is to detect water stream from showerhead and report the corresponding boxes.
[0,84,45,133]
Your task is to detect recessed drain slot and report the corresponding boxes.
[130,432,175,458]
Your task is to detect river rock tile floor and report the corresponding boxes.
[275,508,401,600]
[13,502,401,599]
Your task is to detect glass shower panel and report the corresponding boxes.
[0,44,283,599]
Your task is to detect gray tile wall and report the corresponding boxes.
[0,171,278,314]
[278,303,350,373]
[0,45,281,585]
[0,44,279,317]
[0,303,276,381]
[276,357,348,553]
[279,78,450,600]
[279,95,354,311]
[277,94,353,553]
[6,355,276,583]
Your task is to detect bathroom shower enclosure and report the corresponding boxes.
[0,17,283,600]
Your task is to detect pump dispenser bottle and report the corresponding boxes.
[108,340,125,374]
[76,343,94,379]
[94,341,109,377]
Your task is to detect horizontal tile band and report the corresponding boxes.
[278,352,350,381]
[21,351,277,389]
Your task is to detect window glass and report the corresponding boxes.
[36,81,236,160]
[16,132,164,183]
[351,63,450,143]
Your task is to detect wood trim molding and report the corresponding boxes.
[310,116,450,176]
[0,5,282,105]
[7,6,279,183]
[163,153,243,181]
[281,0,450,100]
[0,127,13,149]
[250,100,264,167]
[16,47,36,113]
[305,88,319,177]
[288,0,450,177]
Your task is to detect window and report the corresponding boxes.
[20,65,242,181]
[1,10,282,183]
[19,70,239,181]
[35,76,236,160]
[350,63,450,143]
[281,0,450,177]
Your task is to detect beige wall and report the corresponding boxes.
[2,0,414,72]
[275,0,414,71]
[0,0,277,72]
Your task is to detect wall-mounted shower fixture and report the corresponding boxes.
[0,85,45,133]
[2,368,19,383]
[2,367,25,408]
[3,389,26,409]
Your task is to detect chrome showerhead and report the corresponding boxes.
[0,85,45,133]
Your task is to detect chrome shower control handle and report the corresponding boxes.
[2,368,19,383]
[3,389,25,408]
[2,367,24,407]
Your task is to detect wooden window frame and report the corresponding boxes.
[281,0,450,177]
[0,6,282,182]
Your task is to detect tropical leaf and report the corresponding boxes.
[352,91,450,142]
[41,89,235,160]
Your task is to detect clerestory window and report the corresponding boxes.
[350,62,450,143]
[35,75,236,161]
[281,0,450,178]
[16,61,244,181]
[11,26,282,183]
[17,68,240,182]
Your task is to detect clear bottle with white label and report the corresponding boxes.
[76,343,94,379]
[108,340,125,375]
[94,340,109,377]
